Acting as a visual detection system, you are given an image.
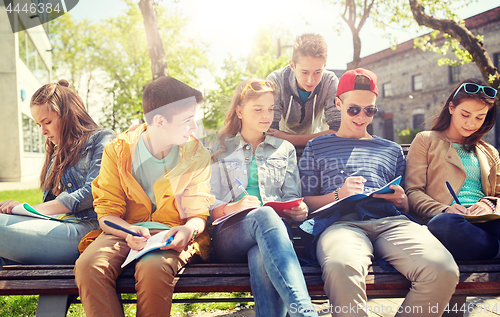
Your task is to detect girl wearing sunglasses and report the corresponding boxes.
[405,78,500,260]
[210,79,317,317]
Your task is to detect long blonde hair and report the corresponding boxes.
[213,79,278,160]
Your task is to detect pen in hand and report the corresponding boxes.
[235,178,250,196]
[104,220,147,239]
[445,181,461,205]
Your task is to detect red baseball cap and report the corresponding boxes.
[336,68,378,97]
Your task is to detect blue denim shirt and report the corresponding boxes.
[209,133,301,213]
[43,129,115,220]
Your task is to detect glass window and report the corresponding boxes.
[22,114,43,153]
[412,74,422,91]
[22,115,32,152]
[383,83,393,98]
[413,114,425,129]
[17,17,50,84]
[18,29,27,65]
[449,66,461,83]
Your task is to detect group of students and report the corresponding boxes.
[0,33,498,317]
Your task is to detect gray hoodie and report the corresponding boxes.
[267,65,340,135]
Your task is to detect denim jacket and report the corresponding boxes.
[210,133,301,213]
[43,129,115,220]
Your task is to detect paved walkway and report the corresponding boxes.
[0,180,39,191]
[181,297,500,316]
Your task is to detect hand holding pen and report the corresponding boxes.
[445,182,468,215]
[234,178,261,208]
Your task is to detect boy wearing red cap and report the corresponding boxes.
[298,69,459,316]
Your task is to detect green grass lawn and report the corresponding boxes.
[0,188,43,206]
[0,189,254,316]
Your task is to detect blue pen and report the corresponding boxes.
[104,220,146,238]
[165,236,174,246]
[445,181,461,205]
[235,178,250,196]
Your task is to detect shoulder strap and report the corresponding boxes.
[220,159,236,202]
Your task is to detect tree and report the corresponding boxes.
[50,14,102,110]
[203,26,290,131]
[409,0,500,95]
[138,0,168,79]
[329,0,413,69]
[95,0,211,132]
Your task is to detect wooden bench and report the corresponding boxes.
[2,144,500,316]
[2,261,500,316]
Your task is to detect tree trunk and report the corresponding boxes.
[138,0,168,80]
[409,0,500,92]
[351,30,362,69]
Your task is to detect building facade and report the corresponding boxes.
[353,6,500,146]
[0,5,51,182]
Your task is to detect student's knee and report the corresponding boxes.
[416,251,459,289]
[247,206,281,224]
[427,213,464,236]
[135,251,177,284]
[74,251,115,287]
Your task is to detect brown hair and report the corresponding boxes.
[213,79,278,160]
[31,79,100,195]
[432,78,496,151]
[142,76,203,124]
[292,33,327,64]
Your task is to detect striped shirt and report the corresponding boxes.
[299,134,405,197]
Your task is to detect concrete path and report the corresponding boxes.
[182,297,500,316]
[0,180,39,191]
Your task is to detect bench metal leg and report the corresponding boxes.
[442,295,467,317]
[36,295,72,317]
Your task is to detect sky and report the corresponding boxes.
[68,0,499,90]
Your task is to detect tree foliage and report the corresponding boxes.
[50,14,101,109]
[409,0,500,96]
[202,26,291,132]
[329,0,413,69]
[50,0,211,132]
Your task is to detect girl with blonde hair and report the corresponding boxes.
[210,79,317,317]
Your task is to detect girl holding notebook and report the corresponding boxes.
[405,78,500,260]
[210,79,317,317]
[0,80,114,268]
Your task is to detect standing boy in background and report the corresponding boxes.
[267,33,340,146]
[74,76,215,317]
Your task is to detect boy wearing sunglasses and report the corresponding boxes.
[267,33,340,146]
[298,68,459,316]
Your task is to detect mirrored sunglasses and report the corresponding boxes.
[240,81,277,100]
[347,106,378,117]
[453,83,497,99]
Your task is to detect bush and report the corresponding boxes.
[397,127,421,144]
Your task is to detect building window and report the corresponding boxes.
[17,18,49,84]
[413,114,425,129]
[412,74,422,91]
[383,83,393,98]
[449,65,461,83]
[22,114,44,153]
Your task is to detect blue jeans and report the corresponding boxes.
[0,214,99,269]
[212,206,317,317]
[427,213,500,260]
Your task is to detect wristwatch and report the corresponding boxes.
[189,225,199,244]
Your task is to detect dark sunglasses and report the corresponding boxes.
[337,97,378,117]
[453,83,497,99]
[347,106,378,117]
